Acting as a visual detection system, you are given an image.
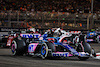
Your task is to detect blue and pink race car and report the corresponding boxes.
[10,28,96,60]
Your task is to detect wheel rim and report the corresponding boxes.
[41,43,48,59]
[11,40,17,55]
[11,44,15,53]
[41,46,46,55]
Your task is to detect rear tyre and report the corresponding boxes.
[11,40,26,56]
[11,40,17,55]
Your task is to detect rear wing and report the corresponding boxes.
[69,31,81,34]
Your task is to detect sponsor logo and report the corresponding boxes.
[79,52,89,56]
[28,45,36,52]
[22,34,33,38]
[28,43,38,53]
[52,52,69,57]
[21,34,40,38]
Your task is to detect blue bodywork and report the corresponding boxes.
[87,31,97,38]
[40,33,89,57]
[86,31,98,42]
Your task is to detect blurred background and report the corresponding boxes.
[0,0,100,30]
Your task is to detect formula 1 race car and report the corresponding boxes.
[10,28,96,60]
[86,30,100,43]
[0,28,41,48]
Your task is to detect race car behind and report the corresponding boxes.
[86,30,100,43]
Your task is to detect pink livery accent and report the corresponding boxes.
[20,34,23,37]
[68,54,73,56]
[99,36,100,38]
[87,39,94,41]
[28,43,39,53]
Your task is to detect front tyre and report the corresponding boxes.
[77,43,90,60]
[40,43,48,59]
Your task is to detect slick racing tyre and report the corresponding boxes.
[11,40,17,55]
[40,43,49,59]
[11,40,26,56]
[77,43,89,60]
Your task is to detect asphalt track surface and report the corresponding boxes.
[0,43,100,67]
